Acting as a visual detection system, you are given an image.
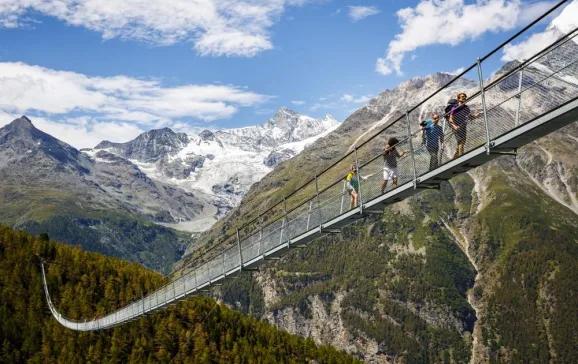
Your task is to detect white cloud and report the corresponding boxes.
[503,1,578,62]
[0,62,271,147]
[291,100,306,105]
[448,67,465,75]
[516,0,560,26]
[348,6,380,21]
[0,0,315,57]
[353,95,372,103]
[340,94,354,102]
[340,94,372,104]
[0,62,270,122]
[376,0,564,76]
[376,58,392,75]
[0,111,145,148]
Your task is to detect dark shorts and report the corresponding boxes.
[453,126,467,143]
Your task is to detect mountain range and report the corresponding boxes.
[83,107,339,231]
[0,108,338,272]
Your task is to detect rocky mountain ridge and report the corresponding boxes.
[86,107,340,232]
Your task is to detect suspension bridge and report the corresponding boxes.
[42,2,578,331]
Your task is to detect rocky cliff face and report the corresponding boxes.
[96,127,189,162]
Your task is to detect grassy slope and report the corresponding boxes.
[0,185,189,273]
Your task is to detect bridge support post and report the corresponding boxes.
[236,228,243,271]
[515,67,524,127]
[340,181,346,214]
[258,215,264,256]
[353,147,363,214]
[315,175,322,228]
[306,200,313,231]
[406,112,417,189]
[222,250,226,278]
[477,58,491,155]
[279,197,287,246]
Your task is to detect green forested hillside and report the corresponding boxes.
[219,159,578,363]
[0,226,360,363]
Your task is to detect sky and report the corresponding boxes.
[0,0,575,148]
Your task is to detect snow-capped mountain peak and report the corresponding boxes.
[85,107,340,232]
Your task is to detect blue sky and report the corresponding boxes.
[0,0,573,148]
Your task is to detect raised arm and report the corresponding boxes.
[449,111,457,130]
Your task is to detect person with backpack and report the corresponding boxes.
[449,92,482,158]
[345,164,360,209]
[422,113,444,170]
[381,137,406,194]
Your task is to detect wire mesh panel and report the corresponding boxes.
[209,255,224,281]
[241,230,261,262]
[197,263,209,286]
[174,277,185,297]
[224,245,240,273]
[318,180,347,223]
[184,270,196,292]
[286,199,312,239]
[261,218,283,254]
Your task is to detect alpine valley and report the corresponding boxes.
[0,108,339,273]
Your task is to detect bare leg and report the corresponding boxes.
[381,180,388,194]
[392,177,398,189]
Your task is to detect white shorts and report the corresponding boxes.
[383,167,398,181]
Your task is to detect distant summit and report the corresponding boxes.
[87,107,340,228]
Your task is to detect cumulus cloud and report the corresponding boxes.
[0,111,145,148]
[340,93,372,104]
[0,62,269,122]
[0,0,315,57]
[0,62,270,147]
[502,0,578,62]
[375,58,392,76]
[376,0,563,76]
[340,94,354,102]
[348,6,380,21]
[353,95,372,104]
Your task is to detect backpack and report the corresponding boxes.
[444,99,459,118]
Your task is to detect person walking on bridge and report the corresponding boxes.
[450,92,481,159]
[345,164,360,209]
[422,113,444,170]
[381,137,406,194]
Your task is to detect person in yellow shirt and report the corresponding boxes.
[345,164,360,209]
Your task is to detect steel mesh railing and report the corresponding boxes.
[42,4,578,331]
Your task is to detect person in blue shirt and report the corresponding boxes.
[422,113,444,171]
